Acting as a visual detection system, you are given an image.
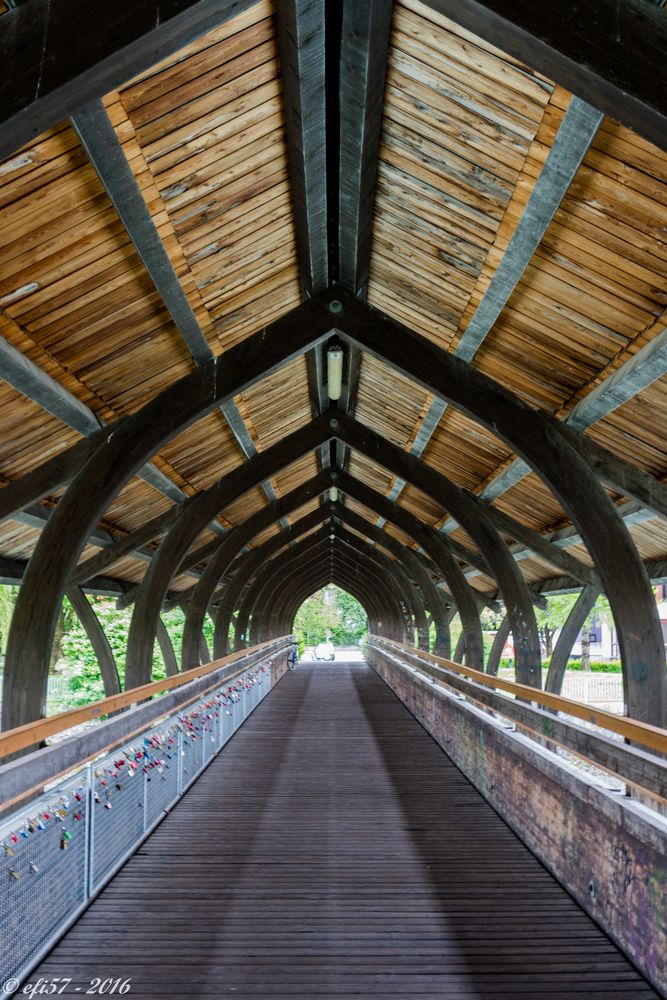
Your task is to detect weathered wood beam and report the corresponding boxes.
[382,97,602,511]
[156,618,179,678]
[334,3,392,469]
[248,528,409,642]
[181,474,330,668]
[465,322,667,515]
[272,540,411,641]
[0,335,187,509]
[477,496,601,588]
[421,0,667,151]
[2,298,334,730]
[463,500,655,580]
[331,410,542,685]
[213,516,332,655]
[266,547,388,639]
[69,502,191,586]
[278,565,378,637]
[0,437,94,524]
[332,288,666,723]
[335,505,448,653]
[66,585,121,696]
[116,536,219,612]
[0,0,256,161]
[72,100,278,527]
[337,0,392,296]
[545,584,600,695]
[0,555,128,596]
[276,0,328,295]
[71,101,212,366]
[456,97,604,364]
[333,468,484,665]
[276,0,330,476]
[124,416,332,683]
[0,334,102,435]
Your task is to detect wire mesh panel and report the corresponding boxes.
[201,707,219,766]
[90,754,145,891]
[180,716,205,791]
[221,695,234,745]
[0,644,293,986]
[0,773,88,984]
[143,729,181,829]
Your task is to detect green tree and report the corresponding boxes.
[0,584,17,654]
[293,586,367,651]
[60,596,176,705]
[534,593,580,657]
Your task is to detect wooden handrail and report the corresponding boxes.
[371,637,667,756]
[0,637,292,759]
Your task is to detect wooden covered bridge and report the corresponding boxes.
[0,0,666,996]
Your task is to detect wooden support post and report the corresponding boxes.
[545,586,600,694]
[66,586,120,697]
[331,288,666,725]
[487,616,511,677]
[2,299,334,730]
[155,617,179,678]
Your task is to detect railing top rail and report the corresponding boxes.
[0,637,294,760]
[369,636,667,756]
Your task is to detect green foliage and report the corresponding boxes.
[293,585,367,650]
[0,584,17,654]
[496,657,621,674]
[61,597,180,706]
[563,659,622,673]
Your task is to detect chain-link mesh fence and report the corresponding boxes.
[1,650,286,986]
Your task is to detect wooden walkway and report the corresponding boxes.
[33,662,658,998]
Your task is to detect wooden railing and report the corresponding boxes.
[367,636,667,800]
[0,638,291,760]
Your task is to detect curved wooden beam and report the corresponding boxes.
[2,298,334,729]
[124,418,331,688]
[155,617,179,678]
[266,536,411,642]
[332,506,446,654]
[277,561,378,639]
[268,554,387,642]
[244,529,405,641]
[487,616,511,677]
[181,473,330,669]
[243,527,413,647]
[210,510,330,658]
[183,467,468,667]
[277,559,378,637]
[333,469,484,666]
[545,586,600,695]
[331,411,542,686]
[332,288,666,723]
[66,586,120,697]
[253,540,399,642]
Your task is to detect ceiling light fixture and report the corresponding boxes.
[327,345,343,401]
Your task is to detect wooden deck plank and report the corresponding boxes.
[31,661,659,998]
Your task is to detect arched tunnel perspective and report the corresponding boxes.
[1,1,667,997]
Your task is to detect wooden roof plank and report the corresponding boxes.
[0,0,258,161]
[417,0,667,151]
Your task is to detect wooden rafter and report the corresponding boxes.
[0,0,258,161]
[420,0,667,151]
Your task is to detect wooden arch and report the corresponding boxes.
[2,295,665,727]
[240,527,422,649]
